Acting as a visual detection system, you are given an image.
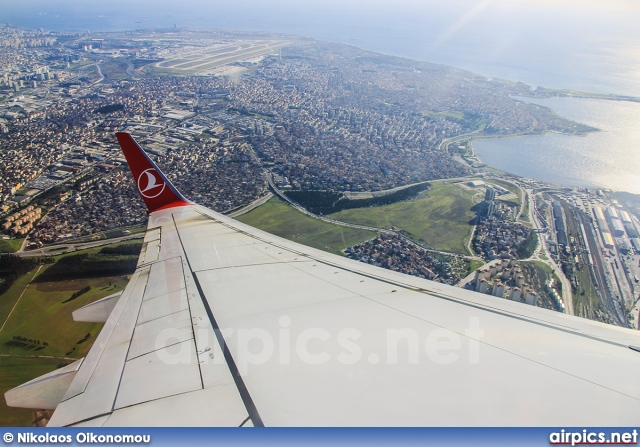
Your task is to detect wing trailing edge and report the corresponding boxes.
[116,132,191,212]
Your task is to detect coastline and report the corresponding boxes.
[2,23,638,196]
[460,95,640,195]
[520,87,640,104]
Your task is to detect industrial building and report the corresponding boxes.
[625,223,639,239]
[619,210,632,224]
[606,207,620,222]
[609,219,625,238]
[601,231,615,249]
[492,185,510,195]
[617,239,630,254]
[553,202,567,246]
[593,207,608,231]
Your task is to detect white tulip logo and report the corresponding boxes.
[137,168,166,199]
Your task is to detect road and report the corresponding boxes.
[518,187,574,315]
[270,173,581,315]
[268,174,479,261]
[227,192,274,218]
[468,179,574,315]
[17,233,144,257]
[532,193,572,314]
[95,61,104,82]
[125,60,135,77]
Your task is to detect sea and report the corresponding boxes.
[3,0,640,193]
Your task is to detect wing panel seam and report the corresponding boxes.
[172,213,265,427]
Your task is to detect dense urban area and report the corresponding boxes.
[1,25,640,332]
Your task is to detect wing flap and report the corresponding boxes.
[169,206,640,425]
[46,212,254,426]
[72,292,122,323]
[114,340,202,410]
[29,134,640,426]
[104,386,249,427]
[127,309,192,360]
[4,359,83,410]
[49,268,151,426]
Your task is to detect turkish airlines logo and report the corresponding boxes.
[137,168,166,199]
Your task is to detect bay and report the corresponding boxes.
[473,97,640,194]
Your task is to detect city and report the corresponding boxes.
[0,4,639,430]
[1,25,639,331]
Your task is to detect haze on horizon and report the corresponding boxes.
[4,0,640,95]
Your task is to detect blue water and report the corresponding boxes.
[474,97,640,194]
[3,0,640,192]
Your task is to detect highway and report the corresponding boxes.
[16,233,144,257]
[14,171,628,326]
[268,174,479,261]
[499,183,575,315]
[269,172,584,317]
[227,192,274,218]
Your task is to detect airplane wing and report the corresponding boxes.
[6,133,640,426]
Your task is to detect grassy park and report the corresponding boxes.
[236,197,377,255]
[329,182,478,255]
[0,275,128,358]
[0,241,141,426]
[0,239,23,254]
[0,357,64,426]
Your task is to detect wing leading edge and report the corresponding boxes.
[6,133,640,426]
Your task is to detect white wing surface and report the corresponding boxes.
[6,133,640,426]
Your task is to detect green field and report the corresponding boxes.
[97,59,132,81]
[520,192,531,224]
[68,59,94,70]
[46,239,143,262]
[0,274,129,426]
[0,239,23,253]
[468,260,485,273]
[0,268,41,330]
[0,276,128,358]
[423,110,464,120]
[529,260,553,274]
[140,65,187,77]
[0,357,63,426]
[235,197,377,255]
[0,241,141,426]
[329,182,478,255]
[423,110,487,131]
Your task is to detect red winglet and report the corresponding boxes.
[116,132,191,213]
